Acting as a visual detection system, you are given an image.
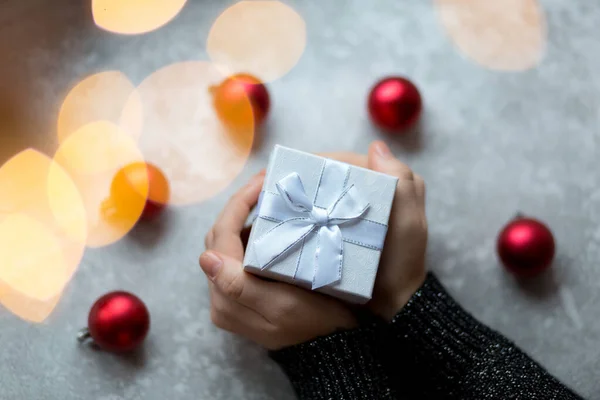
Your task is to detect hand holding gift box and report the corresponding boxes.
[202,141,427,349]
[244,145,398,304]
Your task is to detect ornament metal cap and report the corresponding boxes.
[76,327,91,343]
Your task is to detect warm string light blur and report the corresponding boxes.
[436,0,546,71]
[92,0,188,35]
[207,1,306,82]
[0,281,62,323]
[0,149,88,275]
[0,150,87,322]
[57,71,142,144]
[0,214,68,300]
[0,0,548,325]
[53,121,149,248]
[120,61,254,205]
[2,57,257,322]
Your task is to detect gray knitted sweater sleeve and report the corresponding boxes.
[270,273,583,400]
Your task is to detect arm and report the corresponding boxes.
[270,273,583,400]
[270,321,396,400]
[386,273,583,399]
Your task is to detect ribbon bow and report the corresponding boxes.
[253,171,373,289]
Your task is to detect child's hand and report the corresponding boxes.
[201,172,356,350]
[322,142,427,320]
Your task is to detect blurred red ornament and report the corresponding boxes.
[78,291,150,352]
[497,217,555,277]
[368,77,422,132]
[111,162,170,221]
[212,73,270,127]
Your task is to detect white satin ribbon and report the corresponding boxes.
[253,161,387,289]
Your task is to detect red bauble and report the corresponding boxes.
[368,76,422,132]
[111,162,170,221]
[212,73,270,127]
[497,217,555,277]
[81,291,150,352]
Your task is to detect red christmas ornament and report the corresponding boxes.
[497,217,555,277]
[368,76,422,132]
[212,73,270,127]
[78,291,150,352]
[110,162,170,221]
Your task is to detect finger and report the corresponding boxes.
[367,141,414,181]
[200,250,271,313]
[414,173,426,207]
[209,285,273,338]
[204,228,214,249]
[318,152,368,168]
[213,171,264,238]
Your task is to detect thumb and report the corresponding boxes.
[368,141,413,180]
[200,251,256,303]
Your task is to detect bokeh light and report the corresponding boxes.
[207,1,306,82]
[53,121,149,247]
[57,71,142,144]
[0,214,68,301]
[120,61,254,205]
[0,149,87,275]
[92,0,188,35]
[436,0,546,71]
[0,149,87,322]
[0,281,62,323]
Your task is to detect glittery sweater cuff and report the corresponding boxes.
[389,272,582,399]
[269,322,395,400]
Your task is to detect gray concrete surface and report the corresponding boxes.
[0,0,598,399]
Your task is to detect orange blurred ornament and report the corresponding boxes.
[211,73,270,128]
[110,162,170,221]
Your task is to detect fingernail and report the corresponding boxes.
[200,251,222,279]
[249,172,264,186]
[374,141,392,159]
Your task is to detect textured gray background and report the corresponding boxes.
[0,0,598,399]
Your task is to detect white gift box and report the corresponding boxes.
[243,145,398,304]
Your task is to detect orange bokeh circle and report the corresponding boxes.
[436,0,546,71]
[120,61,254,206]
[0,149,87,277]
[0,214,68,301]
[53,121,149,248]
[207,1,306,82]
[0,280,62,323]
[57,71,142,143]
[0,149,88,322]
[92,0,188,35]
